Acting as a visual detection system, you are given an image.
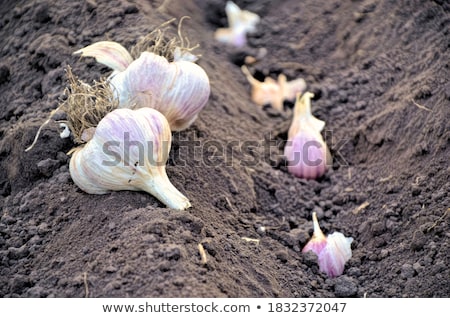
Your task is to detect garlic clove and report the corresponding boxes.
[214,27,248,48]
[283,77,307,102]
[302,212,353,278]
[74,41,133,72]
[317,232,353,278]
[285,92,331,179]
[214,1,260,47]
[284,129,329,179]
[225,1,260,33]
[109,52,210,131]
[241,65,283,110]
[69,107,191,210]
[241,66,307,111]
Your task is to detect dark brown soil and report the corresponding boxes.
[0,0,449,298]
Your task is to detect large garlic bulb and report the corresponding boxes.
[74,41,210,131]
[109,52,210,131]
[69,107,191,210]
[284,92,331,179]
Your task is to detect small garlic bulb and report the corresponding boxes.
[302,212,353,278]
[284,92,331,179]
[69,107,191,210]
[74,41,210,131]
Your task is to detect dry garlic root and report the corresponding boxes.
[302,212,353,278]
[284,92,331,179]
[69,107,191,210]
[241,65,306,111]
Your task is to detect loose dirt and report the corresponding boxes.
[0,0,448,297]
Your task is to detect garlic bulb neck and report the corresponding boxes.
[139,173,191,210]
[289,92,325,138]
[312,212,326,241]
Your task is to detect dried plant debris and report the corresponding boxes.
[25,68,118,151]
[130,17,199,62]
[60,67,118,144]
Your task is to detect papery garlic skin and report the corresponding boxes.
[69,107,191,210]
[109,52,210,131]
[302,212,353,278]
[173,47,198,63]
[284,92,331,179]
[74,41,133,72]
[59,123,70,138]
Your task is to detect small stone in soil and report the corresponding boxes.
[334,276,358,297]
[410,230,427,251]
[400,263,415,279]
[37,158,60,177]
[7,245,29,260]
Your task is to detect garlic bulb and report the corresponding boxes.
[69,107,191,210]
[74,42,210,131]
[109,52,210,131]
[302,212,353,278]
[214,1,260,47]
[241,65,306,111]
[284,92,331,179]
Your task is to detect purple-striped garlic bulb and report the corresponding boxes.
[74,41,210,131]
[69,107,191,210]
[302,212,353,278]
[284,92,331,179]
